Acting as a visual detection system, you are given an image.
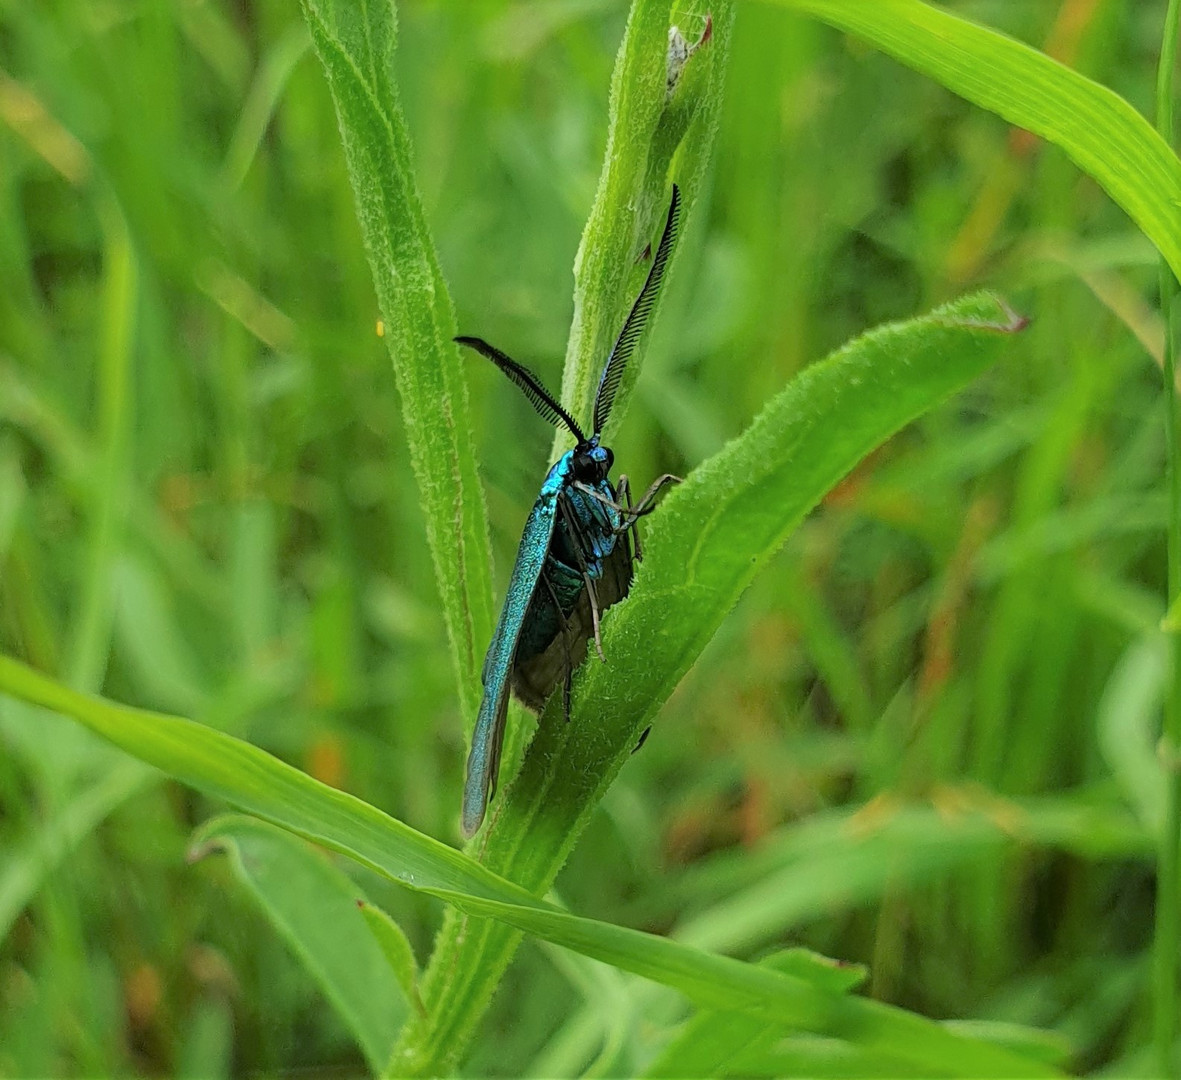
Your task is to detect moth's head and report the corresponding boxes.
[572,438,613,483]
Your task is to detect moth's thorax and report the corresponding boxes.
[543,437,613,492]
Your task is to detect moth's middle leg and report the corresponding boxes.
[559,492,608,663]
[615,475,643,561]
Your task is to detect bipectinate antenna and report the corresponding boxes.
[456,336,586,443]
[591,184,682,436]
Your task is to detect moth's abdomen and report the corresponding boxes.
[511,540,633,710]
[515,560,583,667]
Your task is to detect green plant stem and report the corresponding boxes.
[1155,1,1181,1074]
[388,4,731,1074]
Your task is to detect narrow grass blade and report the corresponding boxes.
[661,795,1151,957]
[415,892,1055,1078]
[644,950,866,1079]
[69,195,137,692]
[358,899,427,1020]
[0,760,147,941]
[192,816,408,1072]
[1153,0,1181,1070]
[777,0,1181,282]
[1097,638,1166,835]
[0,656,536,907]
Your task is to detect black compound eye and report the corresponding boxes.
[603,448,614,472]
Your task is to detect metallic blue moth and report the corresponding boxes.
[456,185,683,837]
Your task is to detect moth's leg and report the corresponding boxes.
[572,479,645,520]
[572,480,628,513]
[627,473,681,519]
[616,474,643,562]
[579,472,681,526]
[559,492,607,662]
[571,475,681,519]
[582,569,606,662]
[611,473,680,563]
[632,725,652,754]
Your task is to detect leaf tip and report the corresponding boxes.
[936,292,1030,335]
[666,13,713,98]
[991,294,1031,334]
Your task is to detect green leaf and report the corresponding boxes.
[358,899,427,1019]
[941,1021,1072,1070]
[777,0,1181,283]
[0,658,1057,1078]
[0,658,533,904]
[175,996,233,1080]
[418,893,1055,1078]
[644,949,866,1079]
[70,195,137,693]
[1096,638,1166,835]
[192,816,408,1072]
[707,1035,919,1079]
[113,555,211,716]
[653,1012,1068,1079]
[662,796,1151,957]
[406,291,1025,1073]
[227,499,278,661]
[298,0,494,721]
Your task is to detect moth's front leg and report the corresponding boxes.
[628,473,680,518]
[558,492,608,663]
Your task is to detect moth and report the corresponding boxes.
[457,186,682,837]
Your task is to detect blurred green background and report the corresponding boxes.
[0,0,1173,1075]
